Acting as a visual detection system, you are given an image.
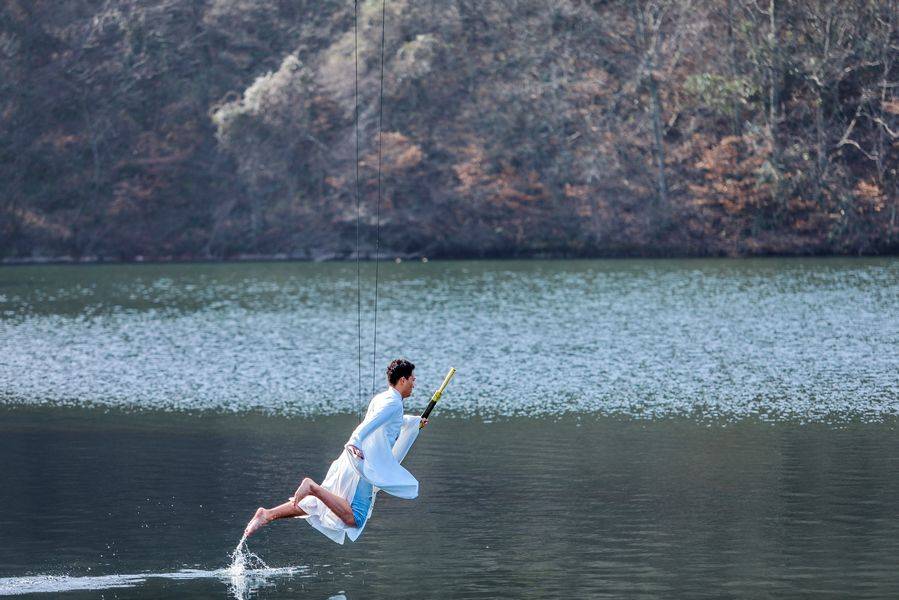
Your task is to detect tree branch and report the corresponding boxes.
[873,117,899,139]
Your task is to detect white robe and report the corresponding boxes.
[298,388,420,544]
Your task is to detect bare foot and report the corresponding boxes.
[244,507,269,538]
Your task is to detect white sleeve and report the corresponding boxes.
[393,415,422,462]
[347,402,401,447]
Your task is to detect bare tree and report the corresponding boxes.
[633,1,671,214]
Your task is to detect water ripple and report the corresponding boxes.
[1,259,896,421]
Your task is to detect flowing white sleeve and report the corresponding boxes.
[393,414,422,462]
[346,401,401,448]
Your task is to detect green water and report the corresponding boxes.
[1,258,898,598]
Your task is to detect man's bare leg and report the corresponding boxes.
[244,477,356,537]
[291,477,356,526]
[243,501,304,538]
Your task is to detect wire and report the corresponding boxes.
[371,0,387,397]
[353,0,363,420]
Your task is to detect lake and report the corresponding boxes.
[1,258,897,598]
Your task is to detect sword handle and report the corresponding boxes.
[420,367,456,426]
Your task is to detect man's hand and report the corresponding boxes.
[347,444,364,460]
[420,418,429,428]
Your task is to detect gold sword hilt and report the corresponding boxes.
[420,367,456,427]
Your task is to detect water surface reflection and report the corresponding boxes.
[1,408,898,598]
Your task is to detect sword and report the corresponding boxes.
[420,367,456,428]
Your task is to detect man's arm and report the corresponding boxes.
[346,401,402,458]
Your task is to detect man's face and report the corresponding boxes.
[395,373,415,398]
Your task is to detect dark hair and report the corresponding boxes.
[386,358,415,385]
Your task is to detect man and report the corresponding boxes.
[243,358,427,543]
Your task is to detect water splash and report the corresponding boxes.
[227,537,274,599]
[0,543,303,598]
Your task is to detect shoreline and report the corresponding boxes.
[3,249,897,267]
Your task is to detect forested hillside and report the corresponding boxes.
[1,0,897,260]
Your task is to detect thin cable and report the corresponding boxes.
[353,0,363,419]
[370,0,387,396]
